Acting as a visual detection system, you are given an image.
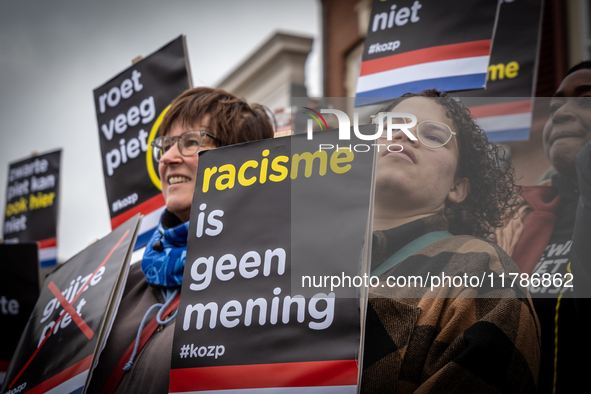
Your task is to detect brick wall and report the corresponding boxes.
[322,0,365,97]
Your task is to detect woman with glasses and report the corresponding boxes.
[87,87,274,394]
[362,90,541,393]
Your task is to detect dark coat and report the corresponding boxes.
[87,263,177,394]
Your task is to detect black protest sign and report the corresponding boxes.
[356,0,499,105]
[457,0,543,143]
[363,0,498,60]
[461,0,543,98]
[1,216,140,394]
[170,130,375,393]
[0,243,39,384]
[3,150,61,268]
[94,35,191,247]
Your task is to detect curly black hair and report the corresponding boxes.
[566,60,591,75]
[382,89,519,238]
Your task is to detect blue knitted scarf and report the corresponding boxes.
[141,217,189,287]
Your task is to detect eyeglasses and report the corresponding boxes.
[380,118,457,149]
[150,130,220,162]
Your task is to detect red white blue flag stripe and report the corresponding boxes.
[38,238,57,268]
[111,194,165,250]
[356,40,492,106]
[469,99,533,143]
[169,360,358,394]
[23,355,91,394]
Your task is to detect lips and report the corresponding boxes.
[549,130,584,145]
[383,144,416,164]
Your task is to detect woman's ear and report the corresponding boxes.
[447,177,470,204]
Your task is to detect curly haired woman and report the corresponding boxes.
[362,90,541,393]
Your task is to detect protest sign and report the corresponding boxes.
[3,150,61,268]
[169,129,376,393]
[355,0,500,106]
[458,0,544,143]
[273,107,293,137]
[94,35,191,250]
[0,243,39,387]
[0,216,140,394]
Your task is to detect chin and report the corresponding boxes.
[375,170,413,189]
[165,201,191,220]
[550,157,576,178]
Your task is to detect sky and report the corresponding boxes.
[0,0,321,262]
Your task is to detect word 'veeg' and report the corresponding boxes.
[100,97,155,140]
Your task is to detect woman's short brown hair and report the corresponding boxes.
[159,87,275,146]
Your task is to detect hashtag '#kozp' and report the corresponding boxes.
[180,344,190,358]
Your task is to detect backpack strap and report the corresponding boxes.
[371,231,453,276]
[100,293,180,394]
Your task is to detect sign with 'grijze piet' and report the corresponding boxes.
[0,216,140,394]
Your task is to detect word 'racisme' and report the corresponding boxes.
[201,148,354,193]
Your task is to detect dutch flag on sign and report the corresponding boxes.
[356,40,493,106]
[110,194,166,250]
[355,0,501,107]
[470,99,533,143]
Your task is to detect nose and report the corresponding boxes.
[552,100,576,125]
[160,140,183,166]
[391,126,420,146]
